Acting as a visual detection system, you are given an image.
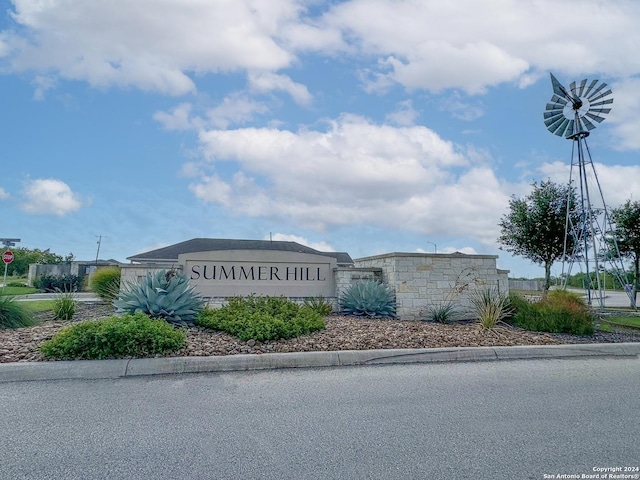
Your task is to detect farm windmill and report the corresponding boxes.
[544,73,634,308]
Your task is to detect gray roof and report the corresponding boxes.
[127,238,354,266]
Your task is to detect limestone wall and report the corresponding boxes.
[354,253,509,320]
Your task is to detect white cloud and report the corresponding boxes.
[267,233,335,252]
[537,161,640,208]
[0,187,9,200]
[439,94,484,121]
[20,179,84,215]
[5,0,640,106]
[5,0,299,95]
[321,0,640,93]
[248,72,312,106]
[189,115,511,244]
[206,93,270,129]
[153,103,198,131]
[608,77,640,150]
[385,100,418,126]
[32,75,57,100]
[154,94,270,131]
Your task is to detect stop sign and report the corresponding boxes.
[2,251,13,264]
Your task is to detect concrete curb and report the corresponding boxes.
[1,343,639,383]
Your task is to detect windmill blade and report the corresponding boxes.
[544,110,563,119]
[546,102,565,111]
[553,118,570,136]
[555,118,574,137]
[570,81,578,97]
[562,119,575,138]
[577,79,587,97]
[550,95,568,105]
[587,82,608,100]
[583,79,598,97]
[590,98,613,107]
[546,115,566,133]
[545,113,564,128]
[586,112,606,123]
[589,89,612,103]
[587,107,611,115]
[581,116,597,130]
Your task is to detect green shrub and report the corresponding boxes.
[507,289,594,335]
[339,280,396,318]
[303,295,334,316]
[52,290,77,320]
[40,312,186,360]
[6,281,27,287]
[426,302,458,323]
[469,286,513,330]
[0,295,36,329]
[113,269,204,326]
[36,274,82,292]
[90,266,121,300]
[197,296,325,342]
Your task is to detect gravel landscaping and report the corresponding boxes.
[1,302,639,363]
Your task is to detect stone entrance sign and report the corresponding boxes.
[179,250,337,298]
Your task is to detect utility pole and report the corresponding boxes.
[95,235,103,266]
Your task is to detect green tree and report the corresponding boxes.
[610,199,640,307]
[5,247,65,276]
[498,180,579,294]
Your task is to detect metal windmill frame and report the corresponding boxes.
[544,73,635,309]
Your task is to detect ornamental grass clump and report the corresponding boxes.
[196,295,325,342]
[89,266,121,301]
[426,301,459,323]
[302,295,334,316]
[52,289,77,321]
[40,312,186,360]
[469,286,513,330]
[507,289,594,335]
[113,269,204,327]
[339,280,396,318]
[0,295,36,329]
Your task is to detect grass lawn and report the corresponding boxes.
[605,316,640,329]
[1,286,39,295]
[21,300,54,313]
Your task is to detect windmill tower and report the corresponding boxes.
[543,73,635,309]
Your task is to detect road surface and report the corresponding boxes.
[1,358,639,479]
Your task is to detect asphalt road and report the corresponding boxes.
[1,358,639,480]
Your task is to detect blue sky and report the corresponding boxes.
[1,0,639,278]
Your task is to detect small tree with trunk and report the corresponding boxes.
[498,180,579,294]
[610,199,640,308]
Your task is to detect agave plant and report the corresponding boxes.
[113,269,204,326]
[339,280,396,318]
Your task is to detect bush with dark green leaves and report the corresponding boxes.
[40,312,186,360]
[36,274,82,293]
[507,289,594,335]
[90,266,121,300]
[0,295,36,329]
[339,280,396,318]
[197,296,325,342]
